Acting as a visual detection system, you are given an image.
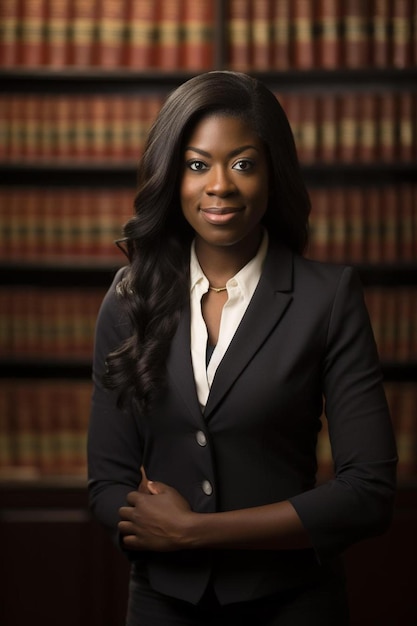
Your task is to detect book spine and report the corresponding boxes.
[329,187,347,262]
[183,0,215,70]
[227,0,252,70]
[156,0,184,69]
[396,383,417,480]
[358,93,377,162]
[68,0,97,66]
[392,0,413,67]
[317,0,341,68]
[18,0,47,66]
[338,93,358,162]
[364,186,382,263]
[251,0,271,70]
[45,0,70,66]
[95,0,127,67]
[378,92,397,162]
[399,184,415,261]
[0,0,20,66]
[291,0,315,68]
[372,0,391,67]
[126,0,157,68]
[398,92,414,162]
[301,95,318,163]
[272,0,290,69]
[319,94,338,162]
[345,187,365,262]
[342,0,369,68]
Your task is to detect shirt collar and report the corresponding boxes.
[190,230,269,300]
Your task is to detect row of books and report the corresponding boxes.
[0,287,104,360]
[1,284,416,363]
[228,0,417,70]
[0,379,92,478]
[0,0,215,69]
[317,382,417,482]
[0,93,164,161]
[1,91,415,163]
[1,0,416,71]
[0,187,133,262]
[307,185,416,263]
[1,185,415,265]
[364,287,417,362]
[0,380,415,481]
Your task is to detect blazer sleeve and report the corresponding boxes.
[87,267,143,544]
[289,266,398,559]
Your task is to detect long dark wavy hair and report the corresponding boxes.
[104,71,311,412]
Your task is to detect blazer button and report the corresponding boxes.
[196,430,207,447]
[201,480,213,496]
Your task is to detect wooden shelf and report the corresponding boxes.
[1,161,416,187]
[1,67,416,93]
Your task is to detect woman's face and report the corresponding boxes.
[180,114,270,252]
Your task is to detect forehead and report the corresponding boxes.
[184,114,262,150]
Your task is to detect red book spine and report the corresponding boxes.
[272,0,290,69]
[227,0,252,70]
[392,0,413,67]
[307,187,332,261]
[45,0,70,66]
[18,0,47,66]
[126,0,157,69]
[317,0,341,68]
[379,185,398,262]
[252,0,272,70]
[95,0,127,67]
[338,93,358,162]
[345,187,365,262]
[398,184,414,262]
[183,0,215,70]
[291,0,315,68]
[342,0,369,68]
[301,95,318,164]
[157,0,184,69]
[68,0,97,66]
[364,186,382,263]
[372,0,391,67]
[319,94,338,162]
[0,0,19,66]
[398,92,414,162]
[329,187,347,262]
[378,92,397,162]
[357,93,377,162]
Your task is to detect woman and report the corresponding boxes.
[88,71,397,625]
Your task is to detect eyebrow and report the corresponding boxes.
[184,145,259,158]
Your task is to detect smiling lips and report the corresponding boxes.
[200,206,244,224]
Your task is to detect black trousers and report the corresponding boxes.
[125,563,350,626]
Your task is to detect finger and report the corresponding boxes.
[126,491,141,506]
[118,520,136,535]
[147,480,169,495]
[119,505,135,520]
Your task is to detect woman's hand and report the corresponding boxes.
[118,478,194,552]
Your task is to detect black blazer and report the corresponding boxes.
[88,240,397,605]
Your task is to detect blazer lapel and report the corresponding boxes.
[204,242,294,419]
[166,303,202,421]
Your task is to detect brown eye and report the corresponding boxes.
[232,159,253,171]
[187,160,207,171]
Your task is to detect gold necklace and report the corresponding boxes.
[208,285,227,293]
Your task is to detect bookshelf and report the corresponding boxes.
[0,2,416,624]
[1,0,416,482]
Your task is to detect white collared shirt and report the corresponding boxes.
[190,231,268,410]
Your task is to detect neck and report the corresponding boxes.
[195,228,263,286]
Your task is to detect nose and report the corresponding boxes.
[205,165,236,197]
